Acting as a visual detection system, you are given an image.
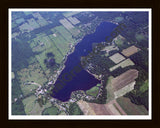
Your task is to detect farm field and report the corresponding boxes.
[77,99,127,115]
[111,69,139,92]
[116,96,148,115]
[105,76,115,103]
[63,12,80,17]
[114,81,135,99]
[22,95,52,115]
[32,12,48,26]
[77,100,96,115]
[109,53,125,64]
[53,26,76,44]
[17,63,48,96]
[29,33,64,70]
[121,45,140,57]
[49,30,70,56]
[109,58,135,71]
[59,18,80,36]
[67,17,80,25]
[42,106,59,115]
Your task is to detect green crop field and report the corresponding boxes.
[54,26,76,44]
[48,32,69,56]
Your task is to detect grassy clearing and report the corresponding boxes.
[86,86,99,97]
[140,80,148,93]
[116,96,148,115]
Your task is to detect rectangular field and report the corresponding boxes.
[116,97,148,115]
[77,100,127,115]
[109,58,135,71]
[121,45,140,57]
[63,12,80,17]
[111,69,139,91]
[109,53,125,64]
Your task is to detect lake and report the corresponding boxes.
[51,22,117,102]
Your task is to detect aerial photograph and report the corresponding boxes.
[9,9,151,119]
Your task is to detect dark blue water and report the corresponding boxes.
[51,22,117,102]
